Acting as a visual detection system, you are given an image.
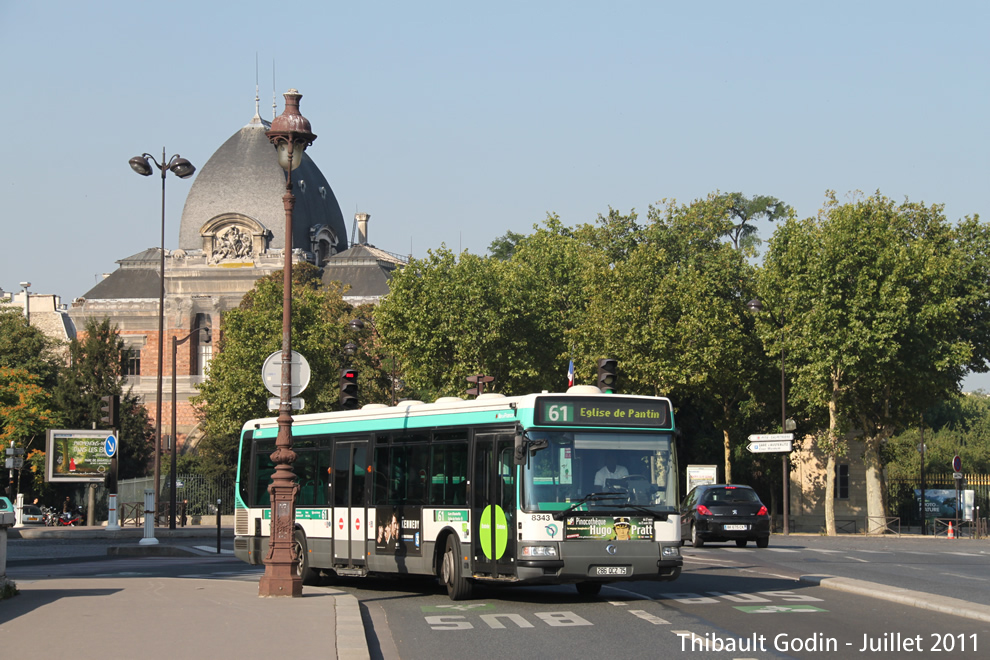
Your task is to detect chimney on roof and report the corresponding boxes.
[355,212,370,245]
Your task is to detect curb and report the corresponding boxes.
[8,526,233,540]
[335,593,371,659]
[800,574,990,623]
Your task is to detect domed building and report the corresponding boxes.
[68,94,400,457]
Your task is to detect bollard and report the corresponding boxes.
[216,498,222,554]
[106,493,120,531]
[139,488,159,545]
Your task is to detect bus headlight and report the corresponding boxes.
[661,545,680,558]
[521,545,558,557]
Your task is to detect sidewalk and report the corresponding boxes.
[0,526,370,660]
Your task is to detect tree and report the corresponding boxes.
[0,305,61,388]
[1,367,61,496]
[376,247,549,399]
[757,192,990,533]
[487,230,527,261]
[194,263,359,479]
[576,195,768,483]
[720,192,791,254]
[52,317,154,480]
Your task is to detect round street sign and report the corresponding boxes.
[262,350,311,397]
[104,435,117,458]
[952,455,962,473]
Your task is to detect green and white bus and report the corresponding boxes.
[234,385,682,599]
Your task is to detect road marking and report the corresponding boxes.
[808,549,842,554]
[854,549,891,554]
[735,604,827,613]
[629,609,669,625]
[603,585,651,600]
[767,548,800,553]
[941,572,985,580]
[844,556,869,563]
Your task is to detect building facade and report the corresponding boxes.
[67,103,390,456]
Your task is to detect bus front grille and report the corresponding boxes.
[235,508,249,535]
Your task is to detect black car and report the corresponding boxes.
[680,484,771,548]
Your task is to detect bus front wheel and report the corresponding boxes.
[293,530,320,586]
[441,535,473,601]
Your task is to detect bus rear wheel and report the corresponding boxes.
[576,581,602,597]
[441,535,473,600]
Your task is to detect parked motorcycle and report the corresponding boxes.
[58,505,85,526]
[42,505,60,526]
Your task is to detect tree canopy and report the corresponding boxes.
[756,192,990,530]
[193,263,364,478]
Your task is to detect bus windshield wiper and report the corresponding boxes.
[551,492,627,520]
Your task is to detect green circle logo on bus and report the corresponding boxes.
[479,505,508,560]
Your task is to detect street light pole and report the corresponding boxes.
[747,298,791,536]
[259,89,316,598]
[129,149,195,525]
[348,318,397,406]
[170,326,210,529]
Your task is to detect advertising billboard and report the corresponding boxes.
[915,488,975,522]
[45,429,113,483]
[686,465,719,493]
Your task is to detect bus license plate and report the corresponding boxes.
[723,524,749,531]
[595,566,629,576]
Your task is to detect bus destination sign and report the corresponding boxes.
[535,397,670,429]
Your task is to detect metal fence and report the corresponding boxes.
[887,474,990,528]
[118,474,234,520]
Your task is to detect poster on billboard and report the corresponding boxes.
[686,465,719,494]
[915,488,975,521]
[45,429,114,483]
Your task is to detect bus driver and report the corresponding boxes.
[594,456,629,487]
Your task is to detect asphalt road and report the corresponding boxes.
[5,531,990,659]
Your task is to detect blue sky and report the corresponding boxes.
[1,1,988,389]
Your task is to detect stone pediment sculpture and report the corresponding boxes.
[201,214,270,264]
[211,226,253,263]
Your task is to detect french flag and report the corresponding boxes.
[567,360,575,387]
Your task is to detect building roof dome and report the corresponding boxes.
[177,113,347,256]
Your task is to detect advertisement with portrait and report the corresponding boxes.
[375,506,422,556]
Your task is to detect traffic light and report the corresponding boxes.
[339,368,359,410]
[99,394,120,429]
[466,374,494,397]
[597,358,618,394]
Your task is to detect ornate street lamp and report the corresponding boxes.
[258,89,316,597]
[129,149,195,523]
[747,298,795,536]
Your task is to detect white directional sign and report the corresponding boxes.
[104,434,117,458]
[747,440,793,453]
[748,433,794,442]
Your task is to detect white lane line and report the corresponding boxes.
[629,609,670,625]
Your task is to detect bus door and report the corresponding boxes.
[331,439,368,566]
[471,432,516,576]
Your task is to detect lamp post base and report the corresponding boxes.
[258,565,302,598]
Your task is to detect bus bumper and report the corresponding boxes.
[515,542,682,584]
[234,535,266,566]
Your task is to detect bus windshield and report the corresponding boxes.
[521,431,677,512]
